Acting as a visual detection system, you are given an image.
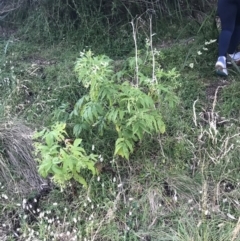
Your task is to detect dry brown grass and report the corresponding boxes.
[0,118,44,195]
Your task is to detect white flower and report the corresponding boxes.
[39,212,45,218]
[189,63,194,68]
[203,47,208,51]
[197,51,202,55]
[118,183,123,188]
[204,210,210,215]
[2,194,8,200]
[53,202,58,206]
[205,39,217,45]
[209,39,217,43]
[227,213,236,220]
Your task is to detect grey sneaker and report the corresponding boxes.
[228,52,240,65]
[215,56,228,76]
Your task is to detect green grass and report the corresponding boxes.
[1,8,240,240]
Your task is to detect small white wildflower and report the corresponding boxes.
[2,224,6,227]
[227,213,236,220]
[87,197,92,203]
[173,194,178,202]
[204,210,210,215]
[39,212,44,218]
[91,204,94,209]
[205,39,217,45]
[92,145,95,151]
[97,176,100,182]
[113,177,116,182]
[34,198,37,202]
[203,47,208,51]
[16,203,21,206]
[67,231,70,236]
[118,183,123,188]
[64,207,68,212]
[53,202,58,206]
[197,51,202,55]
[188,199,193,204]
[84,203,87,207]
[2,194,8,200]
[129,211,132,216]
[73,217,77,223]
[209,39,217,43]
[189,63,194,68]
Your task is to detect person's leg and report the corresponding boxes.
[218,0,237,56]
[216,0,237,75]
[228,3,240,54]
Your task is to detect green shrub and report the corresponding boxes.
[34,122,97,188]
[71,50,179,160]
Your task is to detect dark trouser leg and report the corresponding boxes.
[217,0,237,56]
[228,10,240,54]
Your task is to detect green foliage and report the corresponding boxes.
[34,122,97,187]
[71,50,179,159]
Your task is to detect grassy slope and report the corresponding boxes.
[1,17,240,241]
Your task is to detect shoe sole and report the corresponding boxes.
[215,65,228,76]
